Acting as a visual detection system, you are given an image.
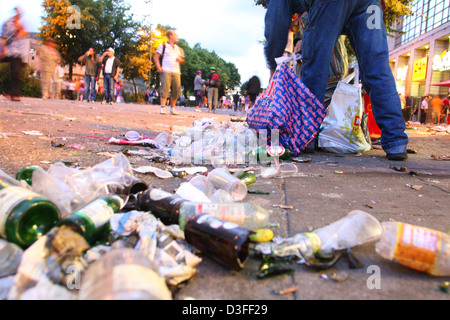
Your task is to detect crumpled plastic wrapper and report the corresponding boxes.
[31,153,134,218]
[110,211,202,286]
[8,226,89,300]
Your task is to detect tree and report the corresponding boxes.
[39,0,102,79]
[254,0,413,34]
[254,0,414,60]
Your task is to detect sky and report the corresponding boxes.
[0,0,270,88]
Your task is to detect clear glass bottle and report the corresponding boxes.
[0,179,60,247]
[57,195,123,244]
[376,221,450,276]
[78,248,172,300]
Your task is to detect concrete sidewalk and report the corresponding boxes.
[0,97,449,300]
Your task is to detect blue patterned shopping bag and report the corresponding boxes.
[247,62,327,155]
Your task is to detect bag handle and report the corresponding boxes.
[341,63,360,86]
[275,55,294,70]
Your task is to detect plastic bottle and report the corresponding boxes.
[16,165,44,186]
[57,195,123,244]
[273,210,382,258]
[376,221,450,276]
[78,248,172,300]
[134,188,274,231]
[0,239,23,277]
[0,179,60,247]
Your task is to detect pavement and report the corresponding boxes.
[0,97,449,301]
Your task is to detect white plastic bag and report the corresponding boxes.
[318,64,371,154]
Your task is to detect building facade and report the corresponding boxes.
[388,0,450,99]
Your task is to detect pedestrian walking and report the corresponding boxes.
[37,37,62,100]
[207,67,220,113]
[101,48,120,105]
[194,70,205,112]
[265,0,409,161]
[0,7,28,102]
[53,63,65,99]
[429,95,442,125]
[154,29,185,115]
[245,75,261,107]
[420,96,428,124]
[78,48,99,103]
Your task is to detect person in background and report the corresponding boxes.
[36,37,62,100]
[194,70,205,112]
[207,67,220,113]
[441,95,450,125]
[154,29,185,115]
[245,75,261,108]
[420,96,428,124]
[264,0,409,161]
[53,63,65,99]
[429,95,442,125]
[0,7,28,102]
[101,48,120,105]
[78,48,99,103]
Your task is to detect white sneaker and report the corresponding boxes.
[170,107,179,115]
[160,107,166,115]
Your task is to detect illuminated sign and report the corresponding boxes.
[396,65,408,81]
[412,57,428,81]
[432,50,450,72]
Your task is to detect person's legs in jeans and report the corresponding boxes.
[346,0,408,154]
[84,75,91,102]
[301,0,407,156]
[9,57,22,99]
[91,77,97,102]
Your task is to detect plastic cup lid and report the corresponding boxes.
[125,131,140,141]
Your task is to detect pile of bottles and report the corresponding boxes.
[1,152,449,301]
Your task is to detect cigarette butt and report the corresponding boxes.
[272,205,294,210]
[276,287,298,295]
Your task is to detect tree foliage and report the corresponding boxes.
[39,0,241,97]
[254,0,413,35]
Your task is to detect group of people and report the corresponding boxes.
[419,94,450,125]
[1,7,123,104]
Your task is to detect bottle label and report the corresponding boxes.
[195,213,240,230]
[305,233,321,254]
[267,146,285,157]
[149,189,172,201]
[77,199,114,229]
[195,203,245,226]
[393,223,441,274]
[0,187,41,238]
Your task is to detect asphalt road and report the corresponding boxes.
[0,97,449,301]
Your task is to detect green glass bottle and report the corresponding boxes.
[16,165,44,186]
[57,196,123,244]
[0,179,60,247]
[249,146,292,162]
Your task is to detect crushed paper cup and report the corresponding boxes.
[133,166,173,179]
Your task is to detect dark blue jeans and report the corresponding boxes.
[265,0,408,154]
[103,74,114,103]
[84,75,96,102]
[302,0,408,154]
